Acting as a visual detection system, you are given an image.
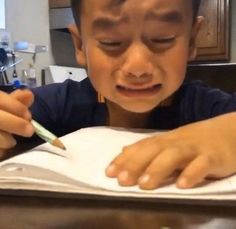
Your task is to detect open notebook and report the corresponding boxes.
[1,126,236,203]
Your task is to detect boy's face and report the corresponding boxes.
[72,0,202,113]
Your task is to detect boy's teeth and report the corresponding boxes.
[119,84,160,90]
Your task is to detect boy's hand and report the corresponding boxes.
[0,90,34,156]
[106,112,236,189]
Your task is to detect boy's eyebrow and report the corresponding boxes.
[92,16,128,30]
[108,0,125,7]
[91,10,183,30]
[145,10,183,24]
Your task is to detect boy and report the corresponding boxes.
[1,0,236,190]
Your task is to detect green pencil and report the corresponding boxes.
[31,120,66,150]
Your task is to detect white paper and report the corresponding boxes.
[1,126,236,200]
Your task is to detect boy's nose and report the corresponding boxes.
[122,45,154,79]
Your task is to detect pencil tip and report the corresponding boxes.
[52,138,66,151]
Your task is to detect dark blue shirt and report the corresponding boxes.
[30,78,236,137]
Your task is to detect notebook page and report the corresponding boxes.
[59,127,236,196]
[0,127,157,192]
[1,126,236,196]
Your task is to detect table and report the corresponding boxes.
[0,143,236,229]
[0,195,235,229]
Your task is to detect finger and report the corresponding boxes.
[0,90,32,120]
[107,144,152,186]
[106,138,153,176]
[106,137,162,186]
[138,148,191,190]
[176,155,212,189]
[10,89,34,107]
[0,130,17,149]
[105,145,140,178]
[0,110,34,137]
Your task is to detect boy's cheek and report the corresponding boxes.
[86,50,112,74]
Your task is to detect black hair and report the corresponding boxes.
[71,0,201,25]
[71,0,81,26]
[192,0,201,18]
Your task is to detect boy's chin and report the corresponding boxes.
[120,103,158,114]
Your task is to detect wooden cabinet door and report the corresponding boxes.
[195,0,230,61]
[49,0,70,8]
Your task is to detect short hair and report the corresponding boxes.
[192,0,201,18]
[71,0,201,26]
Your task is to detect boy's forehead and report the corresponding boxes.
[80,0,193,25]
[82,0,191,14]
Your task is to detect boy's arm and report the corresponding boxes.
[0,90,34,157]
[106,112,236,189]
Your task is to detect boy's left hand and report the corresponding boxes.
[106,112,236,189]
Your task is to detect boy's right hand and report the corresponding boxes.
[0,90,35,156]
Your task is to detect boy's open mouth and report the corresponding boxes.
[116,84,162,97]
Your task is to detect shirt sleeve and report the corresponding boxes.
[179,81,236,124]
[30,78,98,136]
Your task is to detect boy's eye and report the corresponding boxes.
[99,40,122,47]
[151,37,175,44]
[98,40,125,54]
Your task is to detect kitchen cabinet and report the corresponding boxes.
[196,0,230,61]
[49,0,230,62]
[49,0,70,8]
[49,0,73,31]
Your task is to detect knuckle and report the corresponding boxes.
[17,119,29,129]
[121,145,130,153]
[160,148,182,164]
[120,145,135,158]
[111,155,127,170]
[203,154,216,167]
[17,105,29,118]
[112,160,123,169]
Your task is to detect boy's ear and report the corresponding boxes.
[68,24,87,67]
[188,16,204,61]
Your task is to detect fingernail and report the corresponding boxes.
[106,164,117,176]
[177,178,188,189]
[118,170,130,182]
[11,138,17,147]
[138,174,150,185]
[8,138,17,148]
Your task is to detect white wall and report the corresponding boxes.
[5,0,54,85]
[0,0,5,29]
